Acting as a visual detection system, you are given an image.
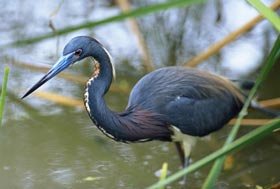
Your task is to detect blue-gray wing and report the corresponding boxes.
[127,67,244,136]
[163,95,241,136]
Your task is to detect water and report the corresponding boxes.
[1,108,279,188]
[0,0,279,188]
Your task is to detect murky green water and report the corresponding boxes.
[0,100,279,189]
[1,0,279,188]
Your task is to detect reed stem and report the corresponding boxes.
[0,67,10,127]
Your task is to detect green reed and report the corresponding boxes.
[0,67,10,127]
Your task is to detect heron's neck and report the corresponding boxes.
[85,71,135,142]
[89,47,113,95]
[84,46,171,142]
[84,47,119,140]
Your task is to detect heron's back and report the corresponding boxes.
[127,67,244,136]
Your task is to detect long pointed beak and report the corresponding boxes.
[22,52,75,99]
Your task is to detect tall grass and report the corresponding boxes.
[148,119,280,189]
[202,3,280,188]
[0,67,10,126]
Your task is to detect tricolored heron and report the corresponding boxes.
[22,36,275,169]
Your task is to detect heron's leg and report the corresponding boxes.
[174,142,192,168]
[173,134,197,185]
[173,128,196,167]
[174,141,190,185]
[174,141,185,167]
[182,139,193,169]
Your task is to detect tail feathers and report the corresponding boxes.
[231,79,255,91]
[251,101,280,118]
[230,79,279,117]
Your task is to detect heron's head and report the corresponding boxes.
[22,36,101,98]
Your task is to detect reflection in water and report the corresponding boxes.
[49,168,75,185]
[115,143,137,163]
[22,170,35,189]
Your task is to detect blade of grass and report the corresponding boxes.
[247,0,280,32]
[148,34,280,189]
[228,118,271,126]
[33,91,84,108]
[259,97,280,108]
[202,35,280,189]
[159,162,168,189]
[4,0,204,47]
[116,0,154,72]
[10,60,129,94]
[147,119,280,189]
[0,67,10,127]
[183,1,280,67]
[159,162,168,181]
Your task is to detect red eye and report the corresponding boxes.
[74,49,82,56]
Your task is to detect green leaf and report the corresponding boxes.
[0,67,10,127]
[247,0,280,32]
[159,162,168,183]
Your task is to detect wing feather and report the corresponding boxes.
[127,67,244,136]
